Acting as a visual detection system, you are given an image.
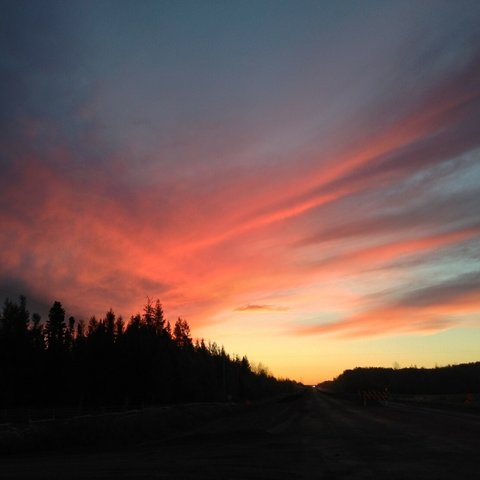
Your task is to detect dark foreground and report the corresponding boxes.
[2,390,479,479]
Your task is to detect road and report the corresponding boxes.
[2,390,479,479]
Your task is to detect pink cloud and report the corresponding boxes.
[1,50,479,339]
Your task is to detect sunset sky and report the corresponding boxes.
[1,0,480,383]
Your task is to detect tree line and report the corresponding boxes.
[323,363,480,394]
[0,296,297,408]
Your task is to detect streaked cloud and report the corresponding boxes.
[235,305,289,312]
[1,0,480,382]
[395,271,480,309]
[294,271,480,338]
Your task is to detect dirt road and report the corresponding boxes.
[2,390,479,479]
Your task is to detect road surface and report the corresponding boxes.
[2,390,479,479]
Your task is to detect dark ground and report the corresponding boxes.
[1,390,479,479]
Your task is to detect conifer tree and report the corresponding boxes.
[173,317,192,348]
[45,301,66,351]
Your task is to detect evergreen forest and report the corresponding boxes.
[0,296,297,410]
[324,364,480,394]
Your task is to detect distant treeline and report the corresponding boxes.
[0,296,298,408]
[322,363,480,394]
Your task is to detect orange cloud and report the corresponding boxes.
[294,278,480,339]
[234,304,289,312]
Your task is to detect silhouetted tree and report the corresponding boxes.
[104,309,116,341]
[173,317,192,348]
[76,319,85,339]
[45,301,66,352]
[0,296,32,405]
[0,295,298,410]
[143,297,154,328]
[30,312,45,351]
[43,301,69,404]
[115,315,124,338]
[153,299,166,334]
[328,364,480,395]
[64,316,75,351]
